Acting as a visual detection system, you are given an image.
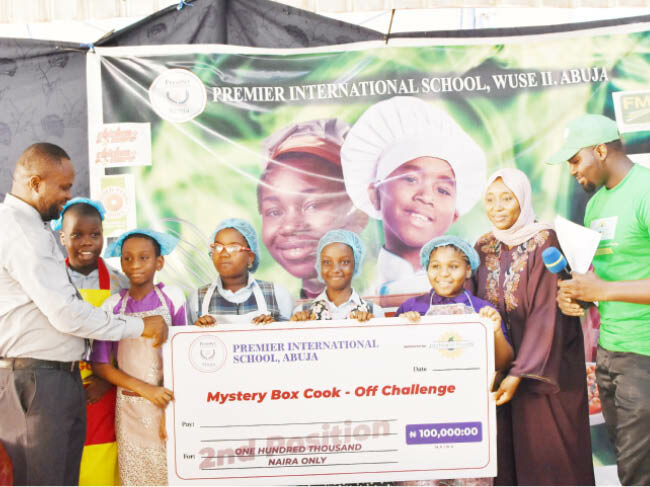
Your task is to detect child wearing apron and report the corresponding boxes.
[395,235,513,487]
[90,229,187,486]
[52,197,126,486]
[189,218,294,326]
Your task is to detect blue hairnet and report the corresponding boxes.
[210,218,260,273]
[50,197,106,231]
[420,235,480,272]
[104,228,179,258]
[315,229,365,283]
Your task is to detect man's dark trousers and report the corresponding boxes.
[0,364,86,485]
[596,345,650,486]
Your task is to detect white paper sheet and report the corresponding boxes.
[554,215,601,273]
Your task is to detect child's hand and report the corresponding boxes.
[194,315,216,327]
[349,310,373,322]
[139,384,174,408]
[252,314,274,325]
[290,311,315,322]
[479,306,501,332]
[159,417,167,441]
[84,375,113,405]
[399,311,421,323]
[493,375,521,406]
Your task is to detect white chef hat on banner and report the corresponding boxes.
[340,96,487,220]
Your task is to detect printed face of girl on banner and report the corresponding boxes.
[257,119,367,299]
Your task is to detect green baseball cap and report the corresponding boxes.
[547,114,620,165]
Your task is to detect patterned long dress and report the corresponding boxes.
[473,229,594,486]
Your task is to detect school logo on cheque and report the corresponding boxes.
[189,335,227,373]
[431,332,473,359]
[149,69,207,123]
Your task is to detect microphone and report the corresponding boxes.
[542,246,572,280]
[543,246,591,308]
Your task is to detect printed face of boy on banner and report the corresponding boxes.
[257,118,368,299]
[370,156,458,251]
[341,96,487,296]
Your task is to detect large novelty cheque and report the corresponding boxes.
[163,315,496,485]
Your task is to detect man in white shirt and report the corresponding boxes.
[0,143,168,485]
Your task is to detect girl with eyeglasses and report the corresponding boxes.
[188,218,294,326]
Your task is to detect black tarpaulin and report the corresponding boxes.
[0,0,382,200]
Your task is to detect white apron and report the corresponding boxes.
[201,279,269,325]
[115,286,170,486]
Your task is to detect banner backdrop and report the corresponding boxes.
[85,21,650,484]
[87,23,650,310]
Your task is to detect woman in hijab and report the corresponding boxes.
[473,168,594,486]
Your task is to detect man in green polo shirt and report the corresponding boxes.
[548,114,650,486]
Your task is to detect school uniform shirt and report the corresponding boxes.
[396,288,490,315]
[396,288,509,339]
[188,274,294,323]
[373,247,430,296]
[295,289,385,320]
[90,283,187,363]
[0,194,143,362]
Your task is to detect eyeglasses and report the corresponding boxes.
[209,243,251,257]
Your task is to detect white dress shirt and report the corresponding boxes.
[372,247,430,296]
[0,194,144,361]
[188,274,295,323]
[294,288,385,319]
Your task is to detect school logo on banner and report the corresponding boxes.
[189,334,227,373]
[149,68,207,123]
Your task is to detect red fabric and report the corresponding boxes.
[63,258,116,447]
[84,386,117,446]
[96,258,110,291]
[0,441,13,486]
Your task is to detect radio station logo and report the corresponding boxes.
[431,331,473,359]
[189,334,227,373]
[149,69,207,123]
[619,91,650,125]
